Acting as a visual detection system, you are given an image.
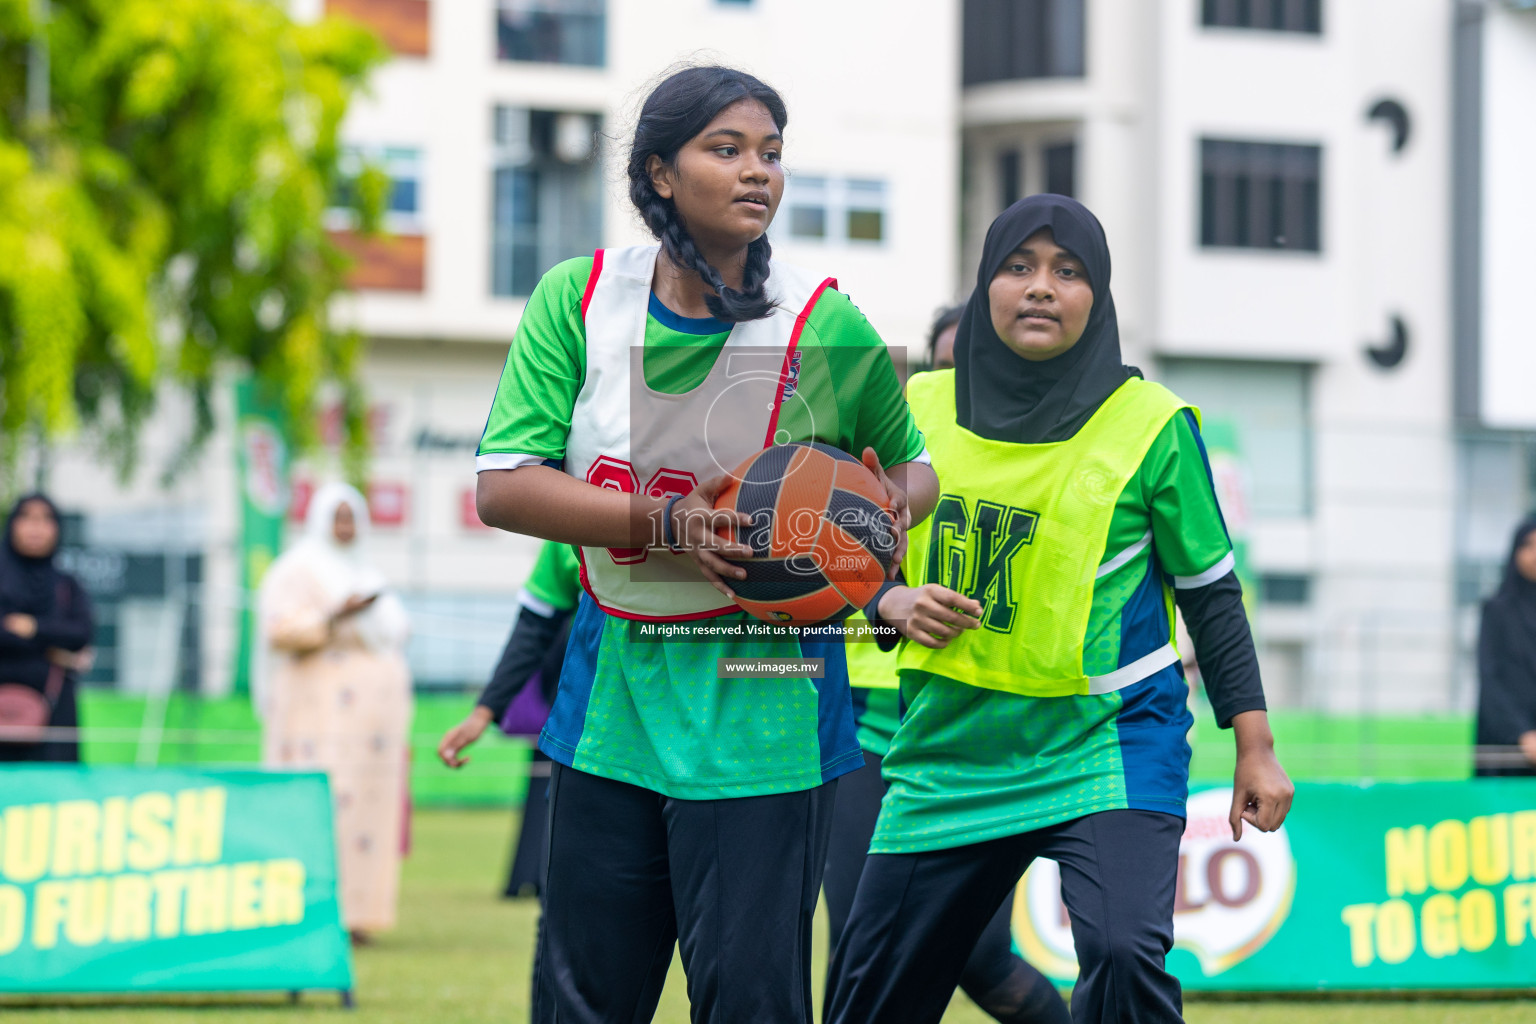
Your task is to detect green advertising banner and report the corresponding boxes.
[1014,781,1536,991]
[232,377,291,696]
[0,767,352,994]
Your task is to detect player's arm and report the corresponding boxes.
[478,469,754,598]
[472,259,754,592]
[1149,411,1293,839]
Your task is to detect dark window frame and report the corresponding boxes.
[1199,138,1322,253]
[1200,0,1322,34]
[495,0,606,68]
[962,0,1086,86]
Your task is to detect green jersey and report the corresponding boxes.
[873,410,1232,852]
[477,256,927,799]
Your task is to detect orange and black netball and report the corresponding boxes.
[714,442,896,626]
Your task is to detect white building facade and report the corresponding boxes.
[39,0,1519,716]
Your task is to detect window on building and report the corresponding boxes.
[332,146,424,232]
[1200,138,1321,252]
[787,177,829,240]
[963,0,1085,86]
[495,0,604,67]
[783,177,888,245]
[1260,574,1312,604]
[998,149,1022,210]
[1043,141,1076,197]
[491,107,603,298]
[1158,359,1313,519]
[1201,0,1322,33]
[845,180,886,243]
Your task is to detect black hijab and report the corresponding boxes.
[0,493,64,617]
[953,194,1136,443]
[1490,515,1536,631]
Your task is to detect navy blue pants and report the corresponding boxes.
[826,809,1185,1024]
[534,762,837,1024]
[822,752,1070,1024]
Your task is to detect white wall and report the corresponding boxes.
[1480,5,1536,429]
[333,0,961,360]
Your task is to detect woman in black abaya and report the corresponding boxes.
[0,494,94,762]
[1476,516,1536,777]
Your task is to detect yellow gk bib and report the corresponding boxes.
[899,370,1193,697]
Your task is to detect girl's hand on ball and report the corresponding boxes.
[671,475,755,598]
[861,447,910,579]
[879,584,982,648]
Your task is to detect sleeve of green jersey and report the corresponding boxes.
[1141,410,1236,584]
[522,541,583,613]
[800,289,927,468]
[476,257,592,468]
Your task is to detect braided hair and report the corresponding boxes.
[627,67,787,323]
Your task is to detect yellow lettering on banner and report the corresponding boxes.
[172,788,226,866]
[1376,899,1416,964]
[184,866,230,935]
[1514,812,1536,882]
[151,870,187,939]
[1421,893,1460,958]
[1385,826,1427,897]
[0,884,24,955]
[1341,903,1378,967]
[1460,888,1497,953]
[1427,820,1470,892]
[31,880,68,949]
[100,797,128,874]
[51,800,101,878]
[1505,884,1535,947]
[127,793,173,872]
[64,878,108,947]
[1469,815,1510,887]
[108,874,153,943]
[230,863,263,931]
[2,804,53,883]
[261,859,306,926]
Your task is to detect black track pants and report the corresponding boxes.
[535,762,837,1023]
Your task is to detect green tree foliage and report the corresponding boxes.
[0,0,386,478]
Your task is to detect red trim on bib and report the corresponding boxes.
[764,276,835,447]
[575,544,740,622]
[580,248,605,320]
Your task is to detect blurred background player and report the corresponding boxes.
[828,195,1293,1024]
[0,494,94,763]
[1475,515,1536,777]
[472,66,934,1023]
[438,539,582,897]
[258,482,414,945]
[822,307,1068,1024]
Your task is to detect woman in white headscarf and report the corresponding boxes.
[257,482,412,942]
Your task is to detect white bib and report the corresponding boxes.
[566,245,835,620]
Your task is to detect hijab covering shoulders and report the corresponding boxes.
[954,193,1137,444]
[0,493,66,617]
[1476,516,1536,765]
[258,482,408,660]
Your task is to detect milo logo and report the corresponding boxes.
[1013,789,1296,978]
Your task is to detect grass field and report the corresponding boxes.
[73,693,1480,810]
[3,810,1532,1024]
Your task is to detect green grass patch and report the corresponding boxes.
[78,692,1479,808]
[75,691,532,807]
